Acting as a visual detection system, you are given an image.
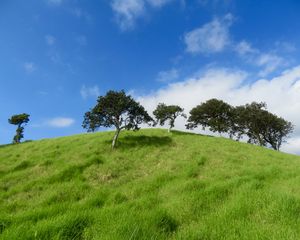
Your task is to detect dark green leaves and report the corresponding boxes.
[153,103,186,131]
[8,113,30,144]
[82,90,153,148]
[186,99,233,134]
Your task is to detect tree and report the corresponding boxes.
[153,103,186,132]
[8,113,30,144]
[82,90,153,149]
[233,102,293,150]
[235,102,269,146]
[186,99,233,135]
[256,110,293,150]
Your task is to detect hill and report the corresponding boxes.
[0,129,300,239]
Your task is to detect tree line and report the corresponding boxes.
[7,90,293,151]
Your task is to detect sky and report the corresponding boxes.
[0,0,300,154]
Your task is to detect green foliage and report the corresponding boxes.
[153,103,186,132]
[186,98,233,134]
[186,99,293,150]
[0,129,300,239]
[83,90,153,148]
[233,102,293,150]
[8,113,30,144]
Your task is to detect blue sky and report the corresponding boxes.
[1,0,300,154]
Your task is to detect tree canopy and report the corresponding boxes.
[233,102,293,150]
[82,90,153,149]
[186,98,233,135]
[8,113,30,144]
[153,103,186,132]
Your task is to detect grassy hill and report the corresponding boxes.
[0,129,300,240]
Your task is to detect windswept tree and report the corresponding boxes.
[233,102,267,146]
[261,113,293,150]
[153,103,186,132]
[83,90,153,149]
[186,98,233,135]
[234,102,293,150]
[8,113,30,144]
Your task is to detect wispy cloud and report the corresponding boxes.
[184,14,233,54]
[111,0,145,30]
[256,53,284,77]
[46,117,75,128]
[147,0,174,7]
[23,62,36,73]
[111,0,175,30]
[235,40,285,77]
[183,15,289,77]
[235,40,257,56]
[275,41,297,53]
[156,68,179,82]
[80,85,100,99]
[45,35,56,46]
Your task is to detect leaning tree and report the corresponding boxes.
[82,90,153,149]
[153,103,186,132]
[234,102,293,150]
[186,98,233,135]
[233,102,268,146]
[8,113,30,144]
[261,112,293,151]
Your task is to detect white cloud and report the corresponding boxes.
[235,40,285,77]
[46,117,75,128]
[184,14,233,54]
[112,0,145,30]
[282,137,300,155]
[23,62,36,73]
[111,0,175,30]
[156,68,179,82]
[184,17,287,77]
[256,53,284,77]
[137,66,300,155]
[45,35,56,46]
[235,40,257,56]
[147,0,173,7]
[80,85,100,99]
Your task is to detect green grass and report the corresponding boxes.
[0,129,300,240]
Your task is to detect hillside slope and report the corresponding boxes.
[0,129,300,240]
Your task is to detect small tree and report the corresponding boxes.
[186,99,233,135]
[8,113,30,144]
[82,90,153,149]
[153,103,186,132]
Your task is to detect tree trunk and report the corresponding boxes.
[112,129,120,149]
[168,127,171,133]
